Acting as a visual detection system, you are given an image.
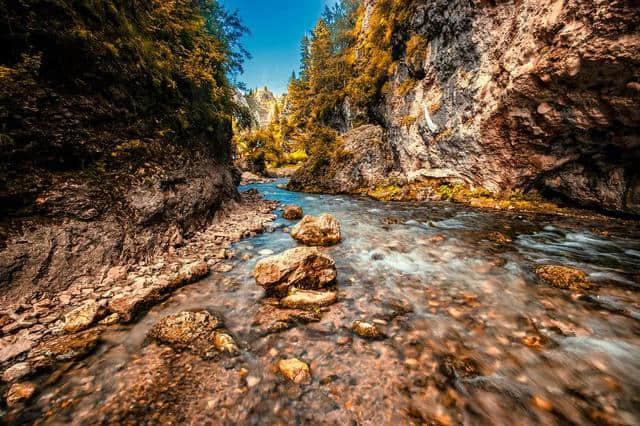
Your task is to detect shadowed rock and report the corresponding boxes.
[283,205,304,220]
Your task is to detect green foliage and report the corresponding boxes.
[0,0,250,163]
[284,0,425,167]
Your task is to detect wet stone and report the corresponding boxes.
[278,358,311,384]
[290,214,342,246]
[148,310,223,358]
[280,288,337,310]
[282,204,304,220]
[31,327,103,368]
[253,247,337,295]
[352,320,384,339]
[535,265,591,290]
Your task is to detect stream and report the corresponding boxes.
[20,180,640,424]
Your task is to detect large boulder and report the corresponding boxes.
[253,247,337,295]
[287,125,397,194]
[290,214,341,246]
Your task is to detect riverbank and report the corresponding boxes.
[0,189,277,419]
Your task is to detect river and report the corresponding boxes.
[19,180,640,425]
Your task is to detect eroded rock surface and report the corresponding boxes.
[251,303,321,336]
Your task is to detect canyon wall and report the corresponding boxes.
[291,0,640,215]
[0,0,241,306]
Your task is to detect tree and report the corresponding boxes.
[299,35,311,80]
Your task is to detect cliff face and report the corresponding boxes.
[291,0,640,215]
[0,0,241,306]
[245,87,279,130]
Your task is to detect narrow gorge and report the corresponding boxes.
[1,0,639,425]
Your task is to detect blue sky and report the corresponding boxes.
[221,0,337,95]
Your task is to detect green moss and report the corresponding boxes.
[365,184,402,201]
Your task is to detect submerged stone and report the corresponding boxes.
[213,331,239,356]
[290,214,341,246]
[280,288,337,309]
[252,303,321,336]
[535,265,591,290]
[278,358,311,384]
[352,320,384,339]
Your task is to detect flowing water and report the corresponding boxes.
[20,180,640,425]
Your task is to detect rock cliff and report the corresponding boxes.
[290,0,640,215]
[0,0,243,306]
[245,87,280,130]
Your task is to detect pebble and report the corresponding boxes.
[278,358,311,384]
[336,336,351,345]
[246,376,261,387]
[352,320,383,339]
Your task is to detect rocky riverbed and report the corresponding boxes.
[2,180,640,424]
